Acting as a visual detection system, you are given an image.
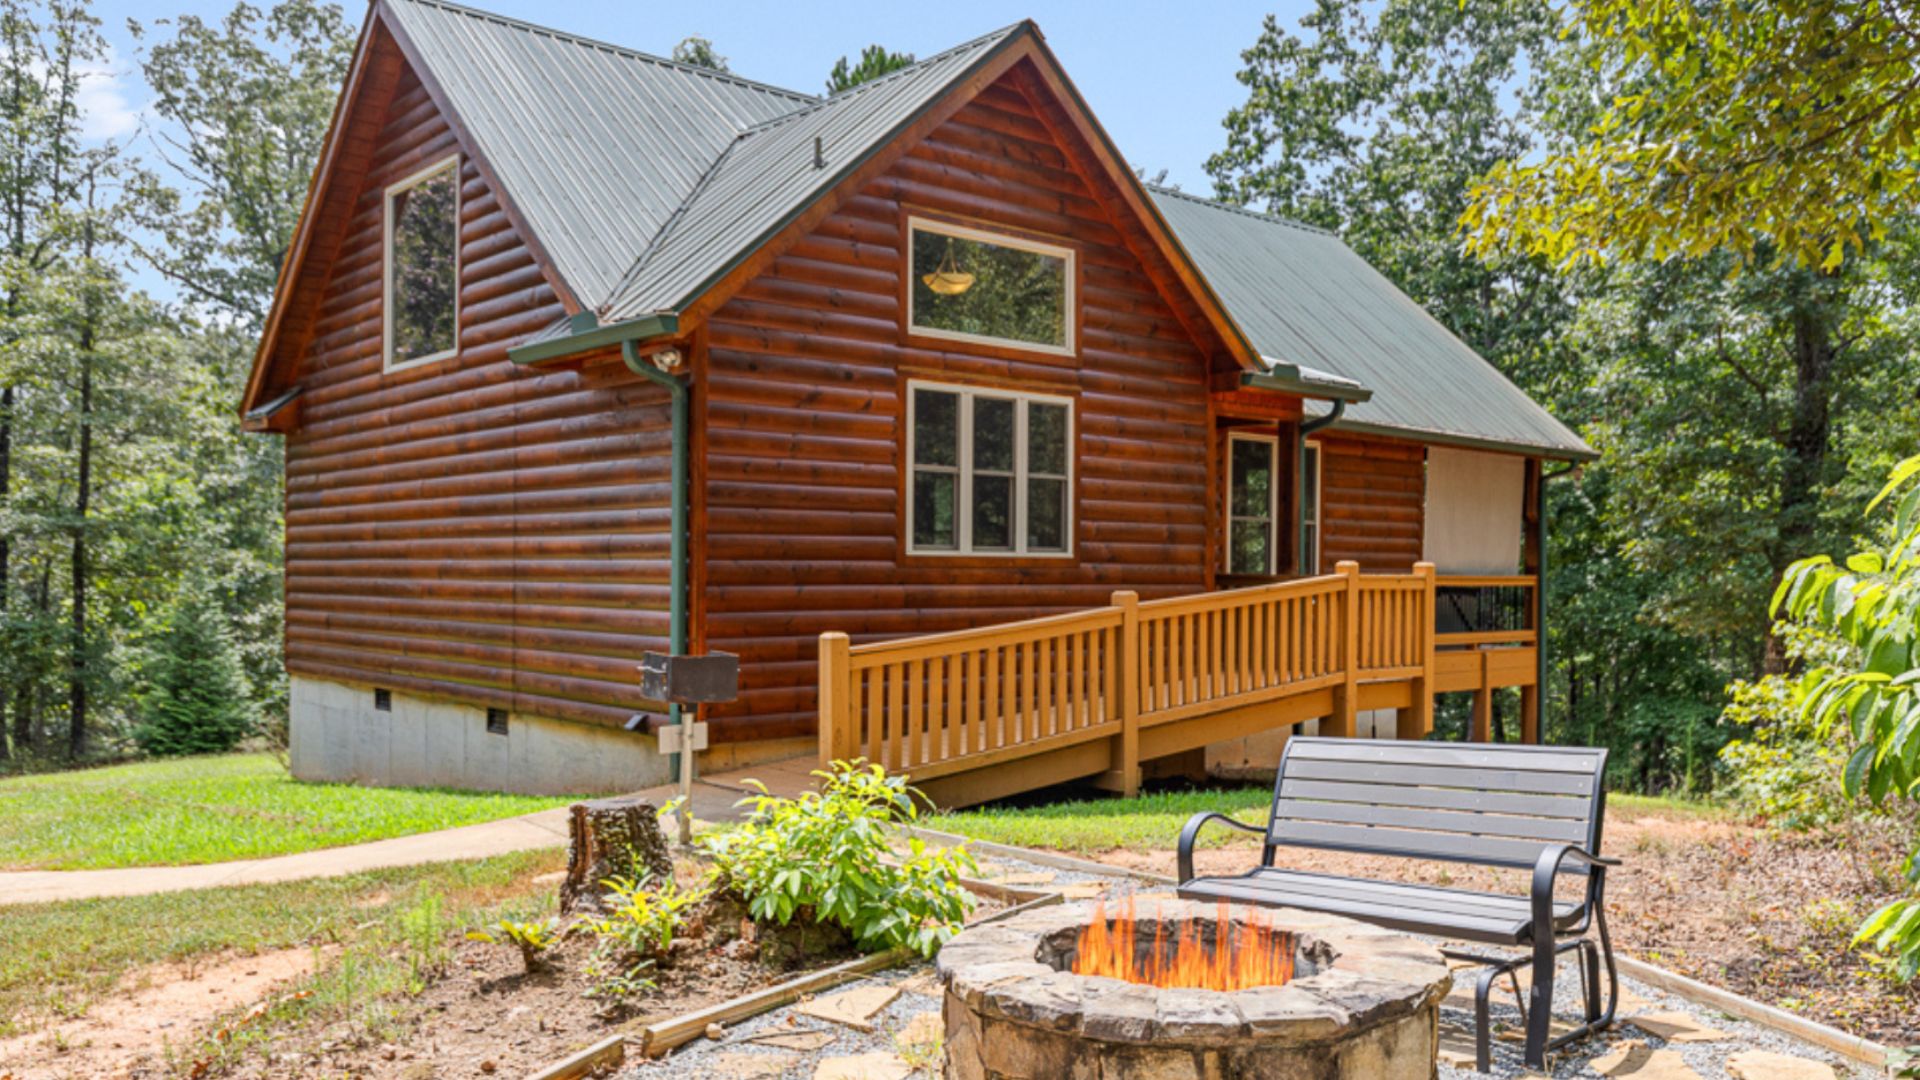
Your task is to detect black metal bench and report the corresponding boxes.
[1177,737,1618,1071]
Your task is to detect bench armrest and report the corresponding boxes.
[1177,811,1265,883]
[1529,844,1619,937]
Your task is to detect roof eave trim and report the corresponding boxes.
[1239,369,1372,404]
[647,26,1034,322]
[1321,416,1599,462]
[509,314,680,365]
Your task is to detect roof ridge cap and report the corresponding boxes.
[387,0,819,105]
[739,22,1028,137]
[1146,183,1336,238]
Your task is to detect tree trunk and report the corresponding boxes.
[560,796,674,916]
[1764,280,1840,674]
[68,347,91,760]
[1,382,11,762]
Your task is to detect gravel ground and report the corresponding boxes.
[619,851,1877,1080]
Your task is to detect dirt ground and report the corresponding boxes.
[1098,807,1919,1046]
[0,948,318,1080]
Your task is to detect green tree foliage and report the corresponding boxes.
[129,0,354,327]
[1463,1,1920,271]
[1773,457,1920,980]
[670,34,727,72]
[826,44,913,94]
[0,0,334,767]
[134,577,255,756]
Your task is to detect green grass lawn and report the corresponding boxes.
[0,849,563,1046]
[0,754,580,871]
[929,783,1729,855]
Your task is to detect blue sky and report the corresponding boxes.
[83,0,1314,302]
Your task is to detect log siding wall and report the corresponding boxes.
[698,75,1219,742]
[281,62,671,730]
[1315,435,1427,573]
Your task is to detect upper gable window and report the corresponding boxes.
[908,217,1073,356]
[384,155,460,370]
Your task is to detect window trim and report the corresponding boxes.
[1226,431,1281,575]
[1301,439,1323,575]
[905,215,1076,359]
[904,379,1075,559]
[382,154,462,373]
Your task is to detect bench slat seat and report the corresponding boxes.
[1174,738,1618,1072]
[1180,868,1582,942]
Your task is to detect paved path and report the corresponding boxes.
[0,762,808,907]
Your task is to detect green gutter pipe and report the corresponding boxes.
[1537,461,1578,741]
[509,314,679,366]
[1295,400,1346,574]
[621,340,692,842]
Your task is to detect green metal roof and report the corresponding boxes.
[381,0,1590,460]
[1149,187,1595,461]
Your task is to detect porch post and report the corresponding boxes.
[819,632,851,766]
[1399,561,1436,741]
[1328,560,1361,737]
[1112,590,1141,797]
[1523,457,1545,744]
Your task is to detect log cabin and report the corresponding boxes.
[243,0,1595,801]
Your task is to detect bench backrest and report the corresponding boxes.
[1268,738,1609,872]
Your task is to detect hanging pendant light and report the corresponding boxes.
[921,238,975,295]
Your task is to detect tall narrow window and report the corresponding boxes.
[384,155,460,370]
[908,217,1073,356]
[1227,434,1278,575]
[1301,441,1323,574]
[907,381,1073,557]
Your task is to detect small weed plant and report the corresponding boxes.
[467,915,561,972]
[587,872,707,961]
[399,894,449,990]
[703,760,976,958]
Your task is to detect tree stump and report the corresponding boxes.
[559,796,674,916]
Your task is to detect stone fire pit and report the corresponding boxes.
[937,898,1453,1080]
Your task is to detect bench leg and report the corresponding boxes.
[1523,935,1554,1070]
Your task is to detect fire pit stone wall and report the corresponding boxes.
[937,899,1453,1080]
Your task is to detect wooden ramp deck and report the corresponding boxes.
[812,562,1541,808]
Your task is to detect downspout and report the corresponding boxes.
[622,340,692,842]
[1538,461,1578,737]
[1296,401,1346,575]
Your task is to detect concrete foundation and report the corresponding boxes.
[1206,710,1400,782]
[289,676,671,795]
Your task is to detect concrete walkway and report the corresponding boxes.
[0,807,574,906]
[0,763,811,907]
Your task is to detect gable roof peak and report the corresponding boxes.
[382,0,817,106]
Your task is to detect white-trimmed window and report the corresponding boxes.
[908,217,1074,356]
[1224,435,1323,575]
[384,155,461,371]
[907,381,1073,556]
[1301,440,1323,574]
[1227,433,1279,575]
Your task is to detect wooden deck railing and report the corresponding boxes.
[817,561,1442,799]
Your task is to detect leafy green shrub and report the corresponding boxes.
[1772,454,1920,981]
[1720,625,1856,831]
[467,916,560,972]
[703,760,976,958]
[133,579,255,756]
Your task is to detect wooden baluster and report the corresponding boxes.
[864,666,882,766]
[963,650,979,755]
[984,647,1001,751]
[1054,632,1069,735]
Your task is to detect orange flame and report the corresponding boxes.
[1070,897,1295,991]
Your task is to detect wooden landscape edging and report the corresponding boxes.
[904,825,1899,1074]
[631,889,1063,1060]
[523,1032,627,1080]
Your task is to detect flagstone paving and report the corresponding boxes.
[616,851,1874,1080]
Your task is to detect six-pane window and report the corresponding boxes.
[908,218,1073,355]
[384,156,460,370]
[908,382,1072,556]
